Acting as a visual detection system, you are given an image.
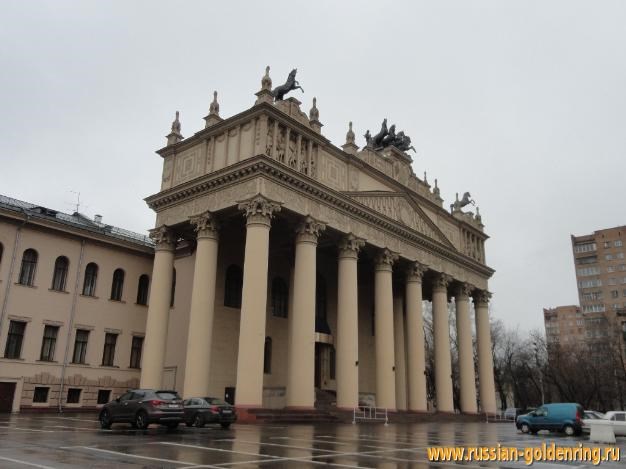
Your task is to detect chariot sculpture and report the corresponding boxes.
[365,119,416,153]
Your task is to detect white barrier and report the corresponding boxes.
[588,421,616,444]
[352,406,388,425]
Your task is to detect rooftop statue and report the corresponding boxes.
[450,192,475,213]
[365,119,416,153]
[271,68,304,101]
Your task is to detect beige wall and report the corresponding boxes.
[0,219,152,411]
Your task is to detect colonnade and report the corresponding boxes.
[140,195,497,414]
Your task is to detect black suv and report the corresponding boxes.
[99,389,184,430]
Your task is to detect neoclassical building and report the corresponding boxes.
[139,67,496,415]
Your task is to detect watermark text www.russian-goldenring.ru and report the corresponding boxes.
[427,443,621,466]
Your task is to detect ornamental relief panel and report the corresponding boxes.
[173,147,205,186]
[318,150,347,191]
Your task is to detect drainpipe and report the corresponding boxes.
[0,212,29,343]
[58,239,85,413]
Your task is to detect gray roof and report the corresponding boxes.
[0,194,154,248]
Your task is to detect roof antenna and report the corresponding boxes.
[66,190,89,215]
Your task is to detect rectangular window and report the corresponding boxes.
[609,278,618,286]
[72,329,89,364]
[606,254,614,260]
[618,253,625,259]
[576,256,597,265]
[612,290,619,299]
[39,325,59,361]
[4,321,26,359]
[583,304,606,313]
[129,336,143,369]
[574,242,597,253]
[102,333,117,366]
[604,241,611,248]
[33,387,49,403]
[66,388,81,404]
[97,389,111,405]
[608,266,616,273]
[577,267,600,276]
[616,240,623,247]
[578,278,602,288]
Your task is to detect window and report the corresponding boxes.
[33,387,49,403]
[581,291,602,301]
[82,262,98,296]
[578,278,602,288]
[623,289,626,297]
[129,336,143,369]
[39,325,59,361]
[611,290,619,299]
[72,329,89,364]
[612,413,626,422]
[609,278,617,286]
[608,266,616,273]
[263,337,272,374]
[577,267,599,276]
[224,265,243,308]
[102,333,117,366]
[18,249,38,286]
[51,256,69,291]
[4,320,26,359]
[66,388,81,404]
[136,274,149,305]
[618,253,625,259]
[110,269,125,301]
[574,242,596,253]
[170,268,176,307]
[576,256,597,265]
[622,322,626,341]
[97,389,111,405]
[620,264,626,271]
[583,304,606,313]
[616,240,623,248]
[271,277,288,317]
[606,254,614,261]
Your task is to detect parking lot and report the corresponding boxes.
[0,414,624,468]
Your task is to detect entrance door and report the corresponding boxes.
[0,382,16,413]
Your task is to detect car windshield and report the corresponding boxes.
[205,398,228,405]
[156,392,180,400]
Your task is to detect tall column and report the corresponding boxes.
[474,290,497,414]
[455,283,478,413]
[393,291,407,411]
[182,212,219,398]
[336,234,364,410]
[405,262,428,412]
[286,216,326,409]
[140,226,176,389]
[374,248,398,410]
[432,272,454,413]
[234,195,281,408]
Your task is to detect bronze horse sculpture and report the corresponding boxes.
[450,192,475,212]
[271,69,304,101]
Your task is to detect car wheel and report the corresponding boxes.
[135,410,149,430]
[166,422,179,430]
[220,422,231,429]
[99,410,112,429]
[563,424,575,436]
[194,413,205,428]
[520,423,530,434]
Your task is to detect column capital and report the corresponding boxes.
[406,261,428,283]
[375,248,398,272]
[149,225,176,251]
[473,289,492,307]
[189,211,219,240]
[338,233,365,259]
[455,282,475,300]
[295,215,326,244]
[238,194,282,227]
[432,272,453,293]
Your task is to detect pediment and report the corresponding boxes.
[348,192,456,249]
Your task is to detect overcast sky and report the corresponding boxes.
[1,1,625,331]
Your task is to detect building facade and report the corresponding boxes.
[139,68,496,415]
[0,68,498,415]
[0,196,152,412]
[543,305,585,346]
[571,227,626,358]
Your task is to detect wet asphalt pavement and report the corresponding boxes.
[0,414,624,468]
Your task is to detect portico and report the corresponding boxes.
[139,67,496,415]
